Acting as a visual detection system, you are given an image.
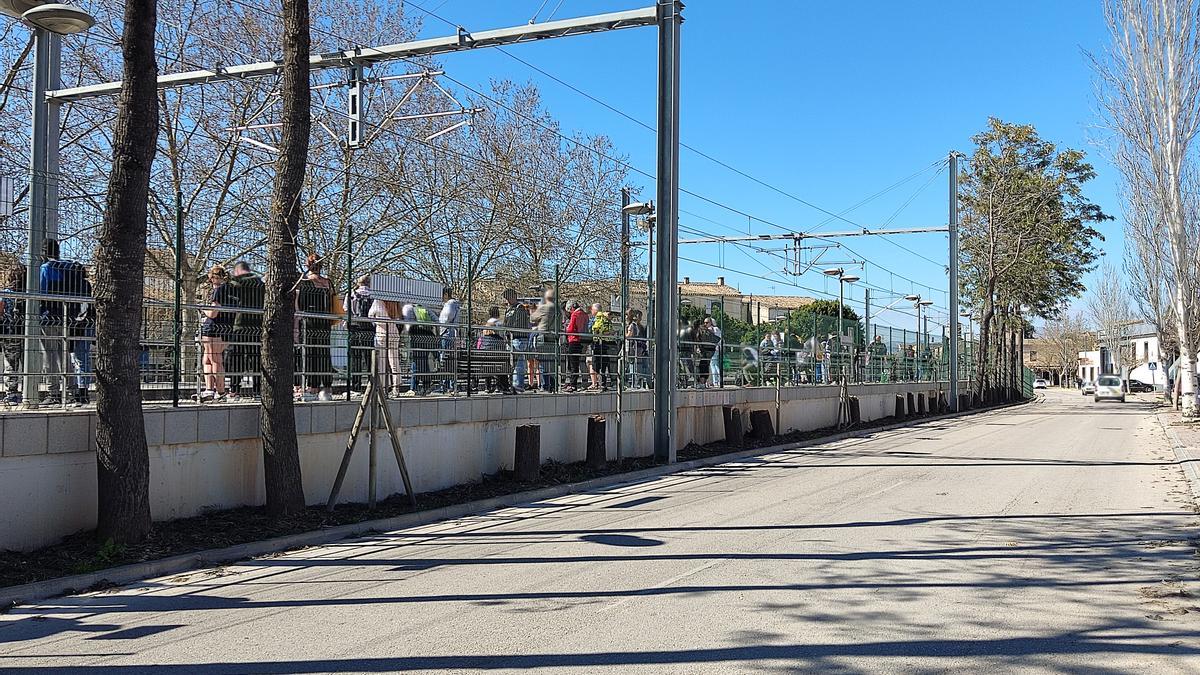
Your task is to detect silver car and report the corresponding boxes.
[1094,375,1125,403]
[1081,381,1096,395]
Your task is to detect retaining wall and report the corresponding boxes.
[0,382,950,551]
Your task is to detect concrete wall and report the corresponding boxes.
[0,382,947,552]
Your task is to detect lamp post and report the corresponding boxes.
[1,1,96,407]
[959,309,973,387]
[905,294,934,381]
[823,268,859,383]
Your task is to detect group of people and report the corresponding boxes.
[0,239,95,407]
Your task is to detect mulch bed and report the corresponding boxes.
[0,405,968,593]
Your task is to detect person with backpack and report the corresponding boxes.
[502,288,531,392]
[295,254,335,401]
[342,274,374,395]
[38,239,92,406]
[227,261,264,400]
[404,303,437,396]
[589,303,615,391]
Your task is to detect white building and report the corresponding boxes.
[1077,322,1165,389]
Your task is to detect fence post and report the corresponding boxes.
[172,186,183,407]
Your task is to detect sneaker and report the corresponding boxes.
[317,390,333,402]
[41,393,62,406]
[4,392,21,406]
[195,389,217,402]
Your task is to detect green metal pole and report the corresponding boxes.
[172,187,183,407]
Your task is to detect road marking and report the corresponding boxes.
[857,481,906,501]
[598,559,723,613]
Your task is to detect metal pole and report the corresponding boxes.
[948,151,960,409]
[837,277,844,385]
[172,186,184,406]
[465,248,473,397]
[618,187,630,461]
[343,148,354,402]
[653,0,681,464]
[23,29,61,406]
[915,303,922,382]
[553,264,561,393]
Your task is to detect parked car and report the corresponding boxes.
[1094,375,1125,403]
[1127,380,1155,393]
[1033,378,1048,389]
[1081,381,1095,395]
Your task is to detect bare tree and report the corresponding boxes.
[94,0,158,543]
[1040,312,1093,386]
[260,0,310,516]
[1088,262,1135,381]
[1094,0,1200,414]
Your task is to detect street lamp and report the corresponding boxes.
[2,0,96,407]
[823,268,858,383]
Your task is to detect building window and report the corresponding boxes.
[1143,341,1149,361]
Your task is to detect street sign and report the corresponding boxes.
[1149,362,1157,371]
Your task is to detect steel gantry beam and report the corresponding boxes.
[678,226,950,245]
[45,7,659,102]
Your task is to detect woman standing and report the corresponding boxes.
[371,299,405,397]
[199,265,237,402]
[296,254,334,401]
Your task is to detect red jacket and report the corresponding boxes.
[566,308,588,344]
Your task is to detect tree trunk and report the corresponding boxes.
[260,0,311,516]
[1174,286,1197,415]
[93,0,158,544]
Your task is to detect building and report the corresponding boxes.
[1076,321,1165,389]
[677,276,745,318]
[744,294,815,324]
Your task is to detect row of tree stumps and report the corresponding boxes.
[514,415,610,482]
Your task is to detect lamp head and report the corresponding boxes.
[919,299,934,307]
[622,201,654,216]
[822,267,844,278]
[840,274,860,284]
[21,3,94,34]
[0,0,44,19]
[904,294,920,302]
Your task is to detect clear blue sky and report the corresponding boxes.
[406,0,1122,332]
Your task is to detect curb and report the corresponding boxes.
[1155,412,1200,503]
[1,396,1028,609]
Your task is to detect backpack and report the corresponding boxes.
[414,306,431,322]
[229,273,265,330]
[347,292,373,331]
[591,311,613,340]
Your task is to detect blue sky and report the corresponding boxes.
[407,1,1121,332]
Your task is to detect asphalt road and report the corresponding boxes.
[2,389,1199,673]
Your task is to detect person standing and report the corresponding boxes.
[563,300,587,392]
[371,299,404,396]
[503,289,531,392]
[867,335,888,383]
[529,289,558,392]
[705,317,723,387]
[0,265,25,405]
[227,261,264,400]
[342,274,375,395]
[295,254,335,401]
[198,265,237,402]
[38,239,91,405]
[437,286,460,394]
[588,303,616,391]
[625,309,648,389]
[405,303,436,396]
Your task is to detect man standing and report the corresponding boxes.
[503,288,531,392]
[438,286,460,394]
[0,265,25,405]
[705,317,723,387]
[530,289,558,392]
[38,239,92,405]
[228,261,264,399]
[868,334,888,382]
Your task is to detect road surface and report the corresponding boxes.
[2,389,1198,673]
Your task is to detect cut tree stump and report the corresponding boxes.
[906,392,916,417]
[917,392,927,415]
[848,396,861,424]
[895,394,906,418]
[723,406,745,446]
[514,424,541,482]
[748,409,775,440]
[586,415,606,469]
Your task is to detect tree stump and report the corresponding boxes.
[848,396,861,424]
[515,424,541,482]
[748,409,775,441]
[917,392,927,414]
[895,394,906,418]
[906,392,916,417]
[586,416,606,469]
[723,406,745,446]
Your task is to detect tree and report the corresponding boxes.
[259,0,310,516]
[1088,262,1135,381]
[958,119,1107,400]
[93,0,158,543]
[1040,312,1093,386]
[1094,0,1200,415]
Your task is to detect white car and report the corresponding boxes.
[1033,379,1048,389]
[1094,375,1125,403]
[1081,381,1096,395]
